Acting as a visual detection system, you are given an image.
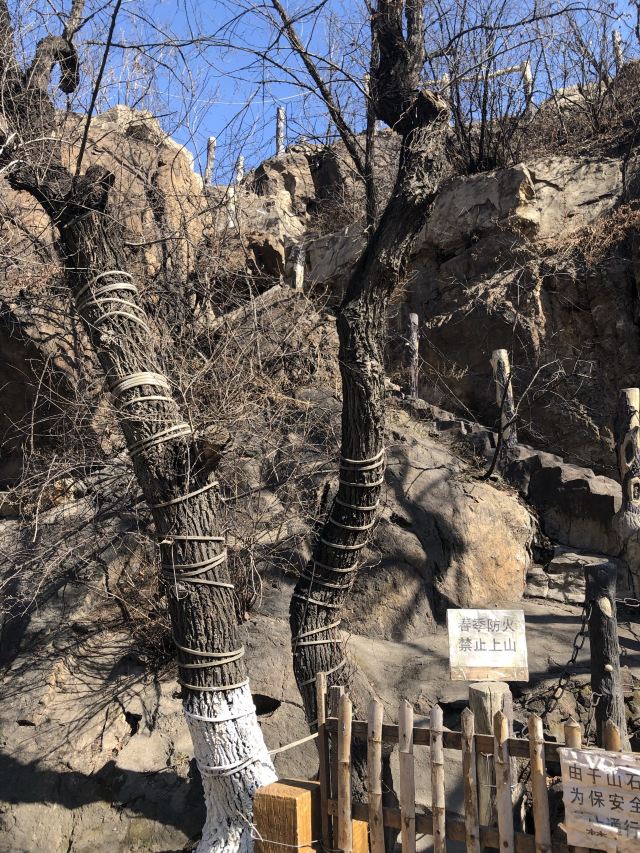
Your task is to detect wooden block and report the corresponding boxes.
[352,818,369,852]
[254,779,320,853]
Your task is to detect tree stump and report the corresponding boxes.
[469,682,513,826]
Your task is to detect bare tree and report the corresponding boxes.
[0,3,277,850]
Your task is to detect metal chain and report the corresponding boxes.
[541,599,592,721]
[584,690,603,746]
[616,597,640,609]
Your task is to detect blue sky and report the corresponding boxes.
[14,0,640,182]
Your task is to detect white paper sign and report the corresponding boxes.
[559,747,640,852]
[446,609,528,681]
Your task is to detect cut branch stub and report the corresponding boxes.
[490,348,517,449]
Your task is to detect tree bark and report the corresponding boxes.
[614,387,640,596]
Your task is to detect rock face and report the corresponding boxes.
[304,147,640,473]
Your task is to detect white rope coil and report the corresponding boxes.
[174,640,244,660]
[75,269,133,303]
[93,309,151,332]
[311,559,359,574]
[77,282,138,312]
[179,677,249,692]
[300,657,346,687]
[162,550,228,573]
[340,448,385,465]
[128,422,192,456]
[177,648,245,669]
[299,573,352,590]
[184,707,256,725]
[327,516,376,532]
[110,371,171,397]
[339,459,385,472]
[294,621,341,640]
[319,537,367,551]
[151,479,218,509]
[162,535,225,543]
[338,476,385,488]
[291,592,341,609]
[199,753,263,777]
[334,497,379,511]
[120,394,174,409]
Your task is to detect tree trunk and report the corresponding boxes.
[585,562,630,750]
[0,7,276,841]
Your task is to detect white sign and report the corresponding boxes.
[559,747,640,852]
[446,609,528,681]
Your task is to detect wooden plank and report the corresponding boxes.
[324,718,566,762]
[254,780,319,853]
[316,672,331,853]
[431,704,446,853]
[327,801,570,853]
[337,692,353,852]
[460,708,481,853]
[528,714,551,853]
[494,710,515,853]
[563,720,588,853]
[399,699,416,853]
[367,699,385,853]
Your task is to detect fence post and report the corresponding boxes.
[204,135,216,186]
[493,711,514,853]
[614,388,640,568]
[235,154,245,184]
[292,244,305,290]
[337,693,353,853]
[408,313,419,398]
[564,719,589,853]
[490,349,517,449]
[276,106,286,156]
[521,60,533,116]
[604,719,622,751]
[460,708,480,853]
[399,699,416,853]
[469,682,512,825]
[585,562,630,748]
[528,714,552,853]
[329,685,345,846]
[253,779,320,853]
[367,699,385,853]
[316,672,331,852]
[430,704,446,853]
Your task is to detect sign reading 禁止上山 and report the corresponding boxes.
[446,608,528,681]
[559,746,640,852]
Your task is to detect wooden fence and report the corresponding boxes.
[254,674,628,852]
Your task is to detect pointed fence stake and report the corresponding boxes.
[494,711,514,853]
[430,704,446,853]
[399,699,416,853]
[367,699,385,853]
[460,708,481,853]
[337,693,353,853]
[528,714,552,853]
[316,672,331,852]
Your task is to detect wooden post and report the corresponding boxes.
[316,672,331,852]
[564,720,588,853]
[276,106,286,156]
[235,154,245,184]
[604,719,622,751]
[367,699,385,853]
[521,60,533,116]
[337,693,353,853]
[613,29,624,73]
[329,685,345,846]
[490,349,517,448]
[409,313,419,398]
[585,562,630,749]
[528,714,551,853]
[204,135,216,186]
[399,699,416,853]
[460,708,481,853]
[469,682,512,826]
[254,779,320,853]
[614,388,640,596]
[292,244,305,290]
[431,704,446,853]
[493,711,514,853]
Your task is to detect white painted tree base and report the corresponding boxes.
[185,683,277,853]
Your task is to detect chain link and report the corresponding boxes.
[616,597,640,609]
[541,599,592,721]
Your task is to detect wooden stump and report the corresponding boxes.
[490,349,517,449]
[469,682,513,826]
